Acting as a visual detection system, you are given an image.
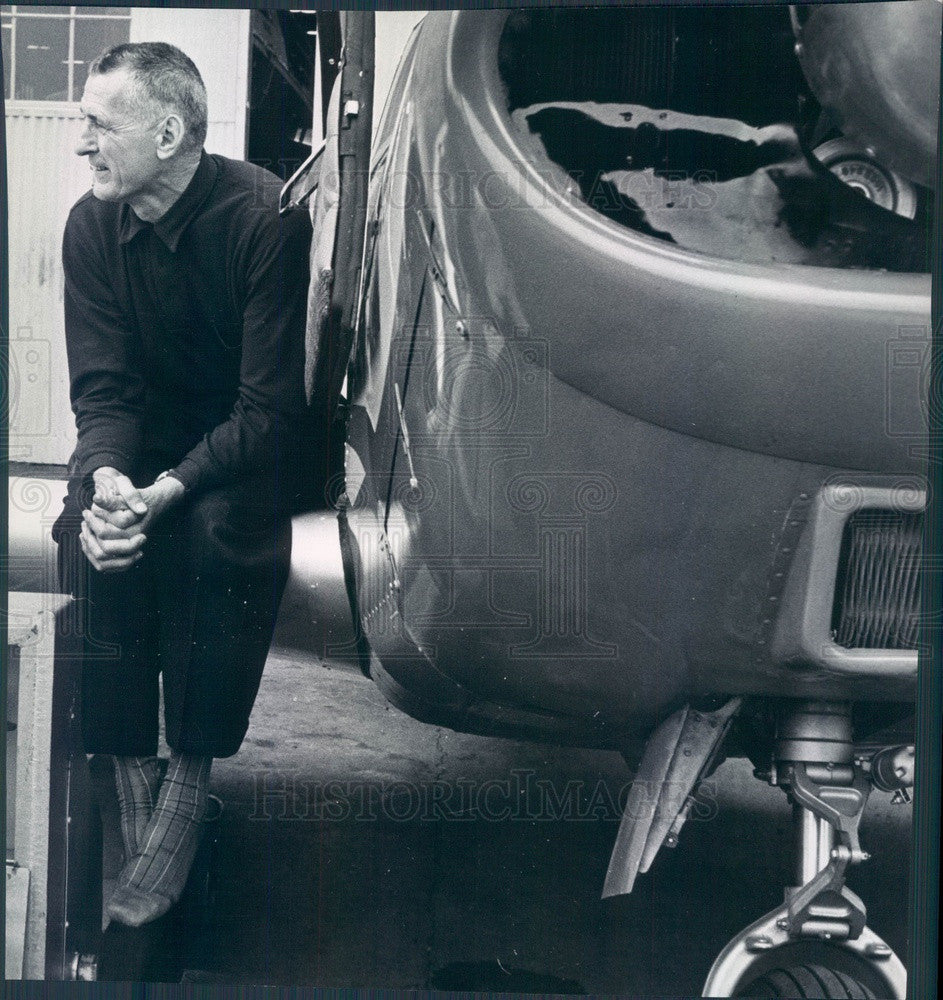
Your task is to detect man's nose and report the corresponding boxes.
[75,127,96,156]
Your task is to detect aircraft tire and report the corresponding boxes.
[737,963,876,999]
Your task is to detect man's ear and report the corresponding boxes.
[155,114,186,159]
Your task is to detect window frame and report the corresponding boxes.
[2,5,132,104]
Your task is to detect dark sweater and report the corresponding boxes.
[62,151,313,496]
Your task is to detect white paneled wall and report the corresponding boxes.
[7,105,91,463]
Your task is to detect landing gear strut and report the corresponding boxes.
[702,701,910,999]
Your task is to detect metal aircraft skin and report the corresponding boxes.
[296,5,938,996]
[312,7,932,744]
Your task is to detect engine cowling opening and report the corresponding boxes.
[498,7,935,273]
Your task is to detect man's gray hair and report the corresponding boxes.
[89,42,208,153]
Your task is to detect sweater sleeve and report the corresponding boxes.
[170,203,313,495]
[62,206,145,477]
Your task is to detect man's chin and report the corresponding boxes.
[91,179,121,201]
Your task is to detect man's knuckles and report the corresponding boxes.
[92,493,124,513]
[90,503,140,529]
[99,533,147,555]
[80,529,145,572]
[81,519,146,556]
[84,508,144,539]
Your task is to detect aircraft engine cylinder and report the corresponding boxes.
[775,701,854,764]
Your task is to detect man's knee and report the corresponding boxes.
[179,479,286,546]
[181,489,232,536]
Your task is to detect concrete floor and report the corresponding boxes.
[161,646,916,994]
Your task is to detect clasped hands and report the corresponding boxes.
[79,466,185,572]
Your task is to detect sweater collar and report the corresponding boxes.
[118,152,218,251]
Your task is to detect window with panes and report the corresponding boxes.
[2,5,131,103]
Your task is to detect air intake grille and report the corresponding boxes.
[832,509,923,650]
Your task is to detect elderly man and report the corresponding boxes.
[53,42,313,928]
